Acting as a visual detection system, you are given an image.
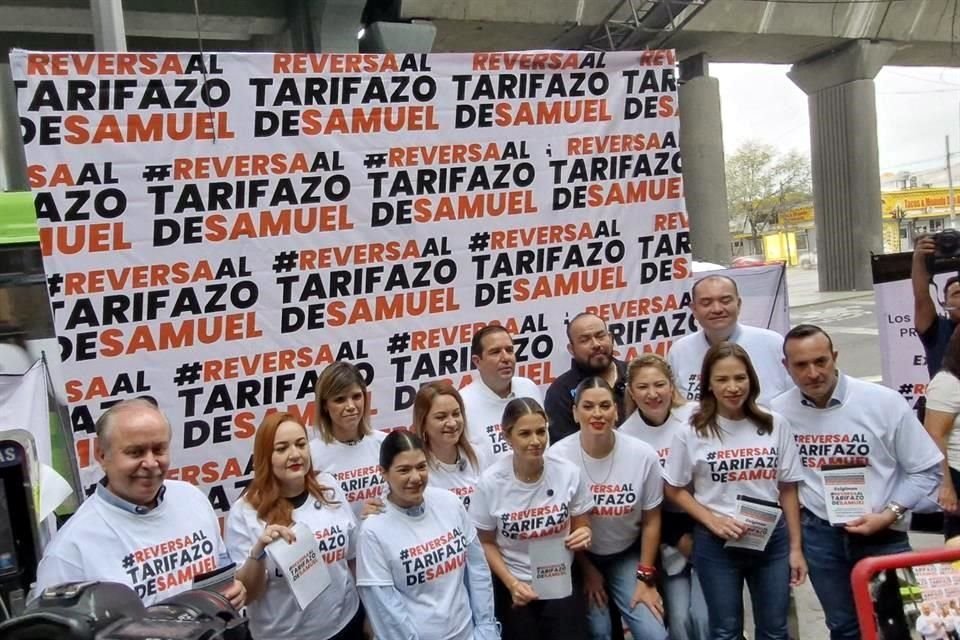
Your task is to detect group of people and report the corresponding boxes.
[30,274,948,640]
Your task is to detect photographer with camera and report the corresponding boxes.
[912,233,960,376]
[30,399,246,609]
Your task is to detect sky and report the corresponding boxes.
[711,63,960,176]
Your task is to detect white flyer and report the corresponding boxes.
[724,495,782,552]
[266,521,331,609]
[529,535,572,600]
[822,466,870,525]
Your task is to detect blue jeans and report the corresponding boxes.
[801,509,911,640]
[693,521,790,640]
[585,547,669,640]
[661,565,710,640]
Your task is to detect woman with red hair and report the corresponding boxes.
[226,412,363,640]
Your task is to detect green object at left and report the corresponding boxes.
[0,191,38,244]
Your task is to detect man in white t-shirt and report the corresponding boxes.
[668,274,792,407]
[773,324,943,640]
[461,325,543,463]
[545,313,628,444]
[31,399,245,608]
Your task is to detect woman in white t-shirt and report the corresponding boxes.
[548,376,668,640]
[619,354,708,640]
[471,397,594,640]
[356,430,499,640]
[412,382,485,510]
[226,412,362,640]
[310,361,386,518]
[662,342,806,640]
[923,327,960,540]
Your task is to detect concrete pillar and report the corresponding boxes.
[0,63,28,191]
[90,0,127,51]
[307,0,365,53]
[679,55,732,265]
[788,40,895,291]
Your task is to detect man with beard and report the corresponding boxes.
[545,312,628,443]
[31,399,246,608]
[668,274,791,407]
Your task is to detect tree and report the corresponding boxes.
[726,141,812,254]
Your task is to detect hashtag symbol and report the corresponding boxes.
[273,251,298,274]
[897,383,913,396]
[706,451,715,461]
[122,553,134,569]
[142,164,172,182]
[173,362,202,387]
[47,273,63,296]
[387,332,411,355]
[400,548,409,560]
[363,152,387,169]
[468,232,490,253]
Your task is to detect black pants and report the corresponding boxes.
[327,603,366,640]
[493,575,587,640]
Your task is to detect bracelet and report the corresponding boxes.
[249,547,266,561]
[636,564,657,585]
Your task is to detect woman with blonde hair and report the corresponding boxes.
[226,412,362,640]
[620,354,708,640]
[412,381,486,509]
[311,361,386,517]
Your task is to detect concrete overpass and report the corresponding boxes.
[2,0,959,290]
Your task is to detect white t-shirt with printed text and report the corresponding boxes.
[772,376,944,525]
[310,430,387,517]
[620,402,698,469]
[356,487,477,640]
[32,480,226,605]
[461,376,543,465]
[428,446,488,511]
[667,324,792,408]
[470,455,593,582]
[924,371,960,472]
[662,413,802,519]
[225,474,359,640]
[548,432,663,555]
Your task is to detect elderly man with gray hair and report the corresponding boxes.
[31,398,245,608]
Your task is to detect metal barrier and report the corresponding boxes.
[851,547,960,640]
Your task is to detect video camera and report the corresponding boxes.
[925,229,960,274]
[0,580,249,640]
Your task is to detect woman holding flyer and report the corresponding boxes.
[412,382,486,510]
[471,397,594,640]
[618,355,709,640]
[356,430,499,640]
[226,412,363,640]
[662,343,806,640]
[548,376,668,640]
[311,361,386,517]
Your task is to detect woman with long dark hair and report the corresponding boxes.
[226,412,362,640]
[549,376,667,640]
[356,430,498,640]
[311,361,386,517]
[619,355,708,640]
[471,397,594,640]
[662,342,806,640]
[412,382,485,509]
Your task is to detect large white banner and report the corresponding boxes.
[872,253,931,409]
[12,50,692,515]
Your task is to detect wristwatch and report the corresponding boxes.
[886,502,907,522]
[636,564,657,586]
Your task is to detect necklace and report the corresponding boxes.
[578,436,616,486]
[513,462,543,483]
